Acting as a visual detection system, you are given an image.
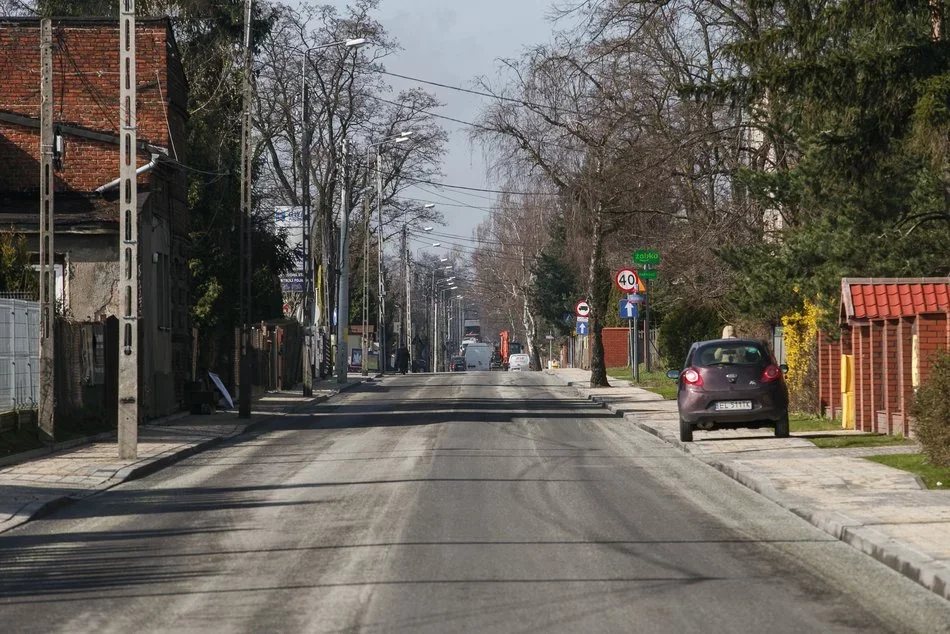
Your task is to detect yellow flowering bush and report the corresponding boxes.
[781,299,821,413]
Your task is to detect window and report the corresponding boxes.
[694,343,768,367]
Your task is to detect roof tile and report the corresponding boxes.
[845,281,950,321]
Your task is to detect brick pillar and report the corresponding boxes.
[897,318,914,436]
[818,331,828,415]
[882,320,899,434]
[870,321,882,433]
[830,335,841,419]
[856,325,874,432]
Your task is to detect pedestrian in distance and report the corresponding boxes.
[396,346,410,375]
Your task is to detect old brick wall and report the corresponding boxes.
[0,18,186,195]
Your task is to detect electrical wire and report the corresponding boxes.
[404,177,559,197]
[382,70,590,118]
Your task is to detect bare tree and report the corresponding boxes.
[470,182,556,370]
[252,0,447,329]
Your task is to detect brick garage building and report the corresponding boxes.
[818,278,950,436]
[0,17,190,418]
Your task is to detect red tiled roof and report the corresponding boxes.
[842,278,950,322]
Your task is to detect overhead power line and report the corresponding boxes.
[383,70,587,118]
[404,177,560,197]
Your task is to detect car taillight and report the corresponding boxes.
[682,368,703,387]
[762,364,783,383]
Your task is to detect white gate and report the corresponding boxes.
[0,298,40,412]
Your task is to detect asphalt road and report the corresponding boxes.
[1,372,948,633]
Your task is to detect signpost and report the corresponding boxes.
[631,250,660,374]
[576,321,589,336]
[575,300,591,317]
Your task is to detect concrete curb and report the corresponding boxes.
[0,379,370,535]
[552,370,950,602]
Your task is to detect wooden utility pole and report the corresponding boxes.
[238,0,253,417]
[118,1,139,458]
[38,18,55,443]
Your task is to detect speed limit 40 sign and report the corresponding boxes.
[615,268,643,293]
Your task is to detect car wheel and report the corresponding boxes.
[774,413,790,438]
[679,418,693,443]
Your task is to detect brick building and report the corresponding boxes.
[0,17,191,418]
[818,278,950,435]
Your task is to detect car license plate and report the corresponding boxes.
[715,400,752,411]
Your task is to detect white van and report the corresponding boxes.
[463,343,493,371]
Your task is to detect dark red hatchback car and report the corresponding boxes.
[667,338,789,442]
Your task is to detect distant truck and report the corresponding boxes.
[463,318,481,341]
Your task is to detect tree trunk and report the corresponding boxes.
[522,288,542,370]
[586,198,610,387]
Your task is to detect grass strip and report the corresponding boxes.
[809,435,916,449]
[606,367,678,399]
[865,454,950,490]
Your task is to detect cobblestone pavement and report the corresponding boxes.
[0,378,369,533]
[549,367,950,602]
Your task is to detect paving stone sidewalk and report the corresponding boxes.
[0,377,370,534]
[549,368,950,602]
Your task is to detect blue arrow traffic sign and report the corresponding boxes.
[576,321,590,336]
[620,300,638,320]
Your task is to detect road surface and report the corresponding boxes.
[1,372,948,633]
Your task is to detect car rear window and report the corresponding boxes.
[693,343,769,367]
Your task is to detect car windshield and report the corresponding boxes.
[693,343,768,367]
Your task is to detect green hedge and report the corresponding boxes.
[658,303,722,370]
[911,351,950,467]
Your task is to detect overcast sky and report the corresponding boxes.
[370,0,557,258]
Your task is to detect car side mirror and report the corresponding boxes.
[779,364,789,373]
[666,369,681,380]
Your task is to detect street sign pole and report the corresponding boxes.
[644,265,651,372]
[633,314,640,382]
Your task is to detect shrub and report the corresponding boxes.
[782,299,821,414]
[658,303,721,369]
[910,350,950,467]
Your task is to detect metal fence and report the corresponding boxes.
[0,298,39,413]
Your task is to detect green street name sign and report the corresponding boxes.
[633,249,661,265]
[638,269,658,280]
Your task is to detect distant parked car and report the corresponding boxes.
[450,356,466,372]
[508,353,531,371]
[411,358,428,373]
[667,338,789,442]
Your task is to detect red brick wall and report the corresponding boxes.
[602,327,647,369]
[0,19,185,193]
[916,313,948,388]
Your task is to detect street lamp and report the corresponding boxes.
[364,131,412,375]
[299,36,367,394]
